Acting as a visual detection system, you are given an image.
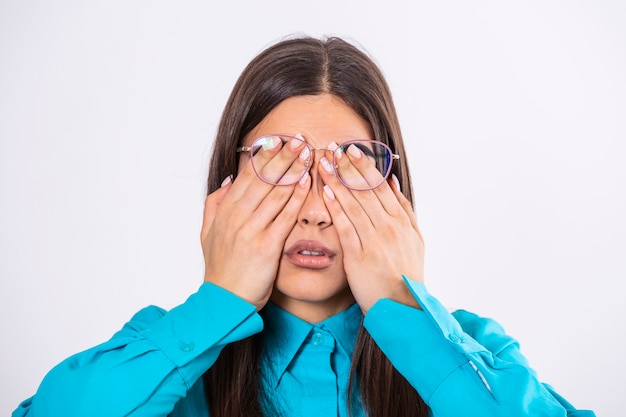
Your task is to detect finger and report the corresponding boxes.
[201,177,233,242]
[242,150,311,233]
[388,175,422,236]
[267,172,311,237]
[337,144,405,217]
[318,152,388,232]
[321,184,364,253]
[318,157,375,231]
[223,136,283,203]
[226,136,308,206]
[255,136,309,186]
[334,142,384,190]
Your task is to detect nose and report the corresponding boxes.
[297,153,332,228]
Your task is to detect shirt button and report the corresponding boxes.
[179,340,195,352]
[448,334,462,344]
[311,332,325,346]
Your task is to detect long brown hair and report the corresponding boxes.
[203,36,428,416]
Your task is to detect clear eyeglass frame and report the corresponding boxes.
[236,134,400,191]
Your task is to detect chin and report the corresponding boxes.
[271,267,354,312]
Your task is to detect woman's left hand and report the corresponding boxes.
[318,144,425,314]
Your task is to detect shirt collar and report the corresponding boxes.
[260,302,363,388]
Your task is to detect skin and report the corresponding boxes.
[201,94,424,323]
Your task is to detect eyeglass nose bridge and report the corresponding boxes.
[300,146,338,170]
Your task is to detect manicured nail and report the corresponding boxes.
[323,185,335,200]
[299,172,310,187]
[221,175,233,187]
[289,137,302,150]
[299,146,310,161]
[328,142,342,160]
[347,144,362,159]
[261,136,280,150]
[320,157,334,174]
[392,174,401,192]
[294,133,304,140]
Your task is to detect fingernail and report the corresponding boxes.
[392,174,401,192]
[289,137,302,150]
[320,157,334,174]
[329,142,342,160]
[261,136,280,150]
[347,144,362,159]
[335,147,343,160]
[294,133,304,140]
[299,172,309,187]
[323,185,335,200]
[299,146,310,161]
[221,175,233,187]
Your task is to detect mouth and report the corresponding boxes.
[284,240,337,270]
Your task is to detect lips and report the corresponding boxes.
[284,240,337,269]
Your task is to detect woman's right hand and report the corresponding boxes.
[200,136,311,311]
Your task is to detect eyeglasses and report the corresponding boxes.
[236,135,399,191]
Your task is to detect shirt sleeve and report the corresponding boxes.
[12,282,264,417]
[363,276,596,417]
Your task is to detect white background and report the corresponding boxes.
[1,1,623,415]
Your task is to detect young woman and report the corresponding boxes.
[13,36,595,417]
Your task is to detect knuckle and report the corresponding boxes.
[377,219,399,238]
[269,186,293,203]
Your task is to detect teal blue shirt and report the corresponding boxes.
[13,277,595,416]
